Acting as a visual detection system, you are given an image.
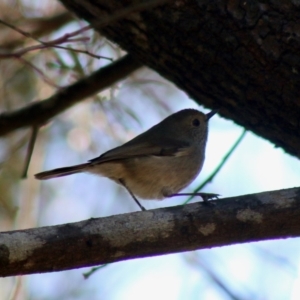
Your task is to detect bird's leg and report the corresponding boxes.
[119,179,146,211]
[167,192,219,202]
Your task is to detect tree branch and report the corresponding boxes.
[1,187,299,277]
[60,0,300,159]
[0,54,142,136]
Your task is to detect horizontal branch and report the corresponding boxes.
[1,187,300,277]
[0,54,142,136]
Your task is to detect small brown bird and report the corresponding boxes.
[35,109,218,210]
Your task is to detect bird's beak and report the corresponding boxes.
[206,109,219,121]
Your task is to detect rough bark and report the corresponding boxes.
[0,187,299,277]
[60,0,300,159]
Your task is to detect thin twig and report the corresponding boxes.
[83,264,108,279]
[0,18,90,45]
[0,18,41,42]
[0,30,103,60]
[43,25,92,45]
[17,56,61,88]
[22,126,39,179]
[0,0,170,60]
[0,12,73,49]
[51,45,112,60]
[0,18,98,59]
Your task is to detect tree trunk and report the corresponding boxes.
[60,0,300,158]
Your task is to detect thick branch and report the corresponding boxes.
[0,54,142,136]
[60,0,300,159]
[1,187,299,277]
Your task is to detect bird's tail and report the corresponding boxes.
[35,163,90,180]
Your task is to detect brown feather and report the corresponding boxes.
[35,163,89,180]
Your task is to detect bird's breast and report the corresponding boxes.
[120,152,205,200]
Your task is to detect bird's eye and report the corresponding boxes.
[192,119,200,126]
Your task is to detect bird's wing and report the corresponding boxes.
[89,139,190,164]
